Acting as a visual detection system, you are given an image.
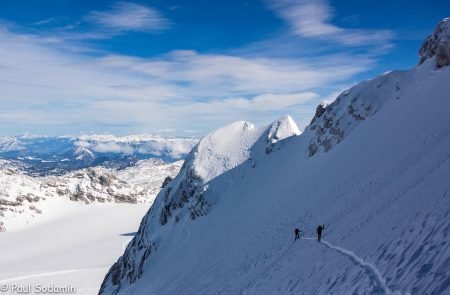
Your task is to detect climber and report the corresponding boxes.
[316,225,325,242]
[294,228,301,241]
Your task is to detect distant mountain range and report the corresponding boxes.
[0,135,198,176]
[0,158,184,232]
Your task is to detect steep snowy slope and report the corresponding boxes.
[0,159,182,231]
[100,21,450,295]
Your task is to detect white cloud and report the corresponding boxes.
[0,16,379,135]
[33,18,56,26]
[91,142,134,154]
[86,2,169,32]
[269,0,393,46]
[74,141,91,148]
[168,92,318,115]
[97,50,372,96]
[72,135,197,158]
[137,140,196,158]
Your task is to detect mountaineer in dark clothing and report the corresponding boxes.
[316,225,325,241]
[294,228,302,241]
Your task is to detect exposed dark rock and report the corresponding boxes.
[0,198,21,206]
[419,18,450,67]
[100,154,209,293]
[86,193,96,202]
[114,194,137,204]
[29,205,42,214]
[161,176,173,188]
[159,167,208,226]
[309,102,328,125]
[99,175,112,186]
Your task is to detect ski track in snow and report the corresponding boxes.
[240,237,403,295]
[312,239,403,295]
[0,268,106,284]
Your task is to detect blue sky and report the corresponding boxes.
[0,0,447,136]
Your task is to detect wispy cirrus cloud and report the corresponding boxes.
[33,18,56,26]
[86,2,169,33]
[0,0,395,136]
[97,50,372,96]
[27,2,169,43]
[268,0,393,46]
[0,24,375,135]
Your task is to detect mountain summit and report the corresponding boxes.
[100,19,450,295]
[419,17,450,67]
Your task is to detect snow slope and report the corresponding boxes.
[0,159,182,231]
[0,204,149,295]
[100,20,450,295]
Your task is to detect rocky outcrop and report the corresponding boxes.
[161,176,173,188]
[309,102,328,126]
[419,18,450,67]
[0,159,183,231]
[306,63,419,157]
[307,18,450,157]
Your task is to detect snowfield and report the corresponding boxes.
[0,204,149,295]
[100,20,450,295]
[0,158,182,293]
[0,159,183,231]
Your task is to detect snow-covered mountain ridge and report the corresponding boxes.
[0,159,182,232]
[100,20,450,294]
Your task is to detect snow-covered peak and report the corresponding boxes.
[98,118,303,292]
[73,146,95,161]
[188,117,300,183]
[419,17,450,67]
[191,121,260,183]
[264,115,301,154]
[0,136,24,152]
[267,115,301,144]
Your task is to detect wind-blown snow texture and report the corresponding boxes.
[100,22,450,295]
